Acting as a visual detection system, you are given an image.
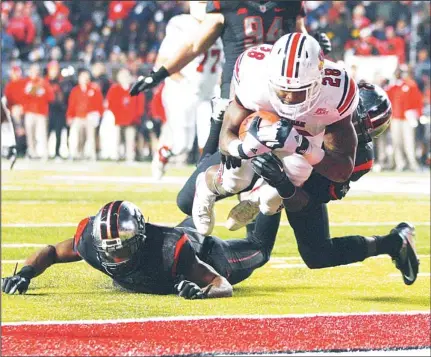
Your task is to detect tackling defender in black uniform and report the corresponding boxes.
[2,201,280,296]
[176,82,420,286]
[130,1,331,160]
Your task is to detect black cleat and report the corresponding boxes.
[390,222,420,285]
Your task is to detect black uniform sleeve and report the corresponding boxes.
[303,141,374,203]
[170,234,198,278]
[280,0,306,17]
[350,141,374,182]
[206,1,239,13]
[72,217,90,254]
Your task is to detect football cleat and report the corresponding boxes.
[390,222,419,285]
[152,146,173,180]
[225,185,261,231]
[192,172,217,235]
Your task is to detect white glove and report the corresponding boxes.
[257,120,303,154]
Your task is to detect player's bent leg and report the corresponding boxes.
[177,151,223,216]
[202,212,281,285]
[192,160,255,235]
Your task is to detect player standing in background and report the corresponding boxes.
[151,1,223,179]
[130,1,332,161]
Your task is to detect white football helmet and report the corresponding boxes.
[267,33,324,119]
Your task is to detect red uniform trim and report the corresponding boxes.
[172,234,190,277]
[338,78,357,115]
[353,159,374,173]
[286,33,302,77]
[213,1,220,10]
[74,217,89,249]
[328,184,339,200]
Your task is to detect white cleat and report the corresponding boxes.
[192,172,217,235]
[225,200,260,231]
[225,180,262,231]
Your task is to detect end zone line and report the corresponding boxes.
[2,310,429,326]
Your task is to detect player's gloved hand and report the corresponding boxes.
[258,119,309,154]
[129,66,170,96]
[175,280,212,300]
[313,32,332,55]
[237,117,272,159]
[1,266,35,295]
[251,153,296,198]
[221,153,242,170]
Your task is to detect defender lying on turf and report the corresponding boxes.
[1,201,280,298]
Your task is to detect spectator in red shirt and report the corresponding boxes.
[386,67,423,171]
[22,64,54,160]
[66,69,103,160]
[106,68,144,162]
[382,26,406,64]
[6,2,36,53]
[108,1,136,24]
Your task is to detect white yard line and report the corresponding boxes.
[2,199,429,205]
[2,221,430,228]
[2,310,429,326]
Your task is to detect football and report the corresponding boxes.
[238,111,280,140]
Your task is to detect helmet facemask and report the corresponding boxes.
[268,79,322,120]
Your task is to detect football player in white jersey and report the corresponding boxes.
[192,33,359,235]
[152,1,223,179]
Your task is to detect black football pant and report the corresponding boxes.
[286,202,369,268]
[179,212,281,285]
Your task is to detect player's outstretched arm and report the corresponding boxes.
[1,238,82,295]
[176,256,232,299]
[313,115,358,183]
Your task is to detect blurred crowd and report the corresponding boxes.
[1,1,430,170]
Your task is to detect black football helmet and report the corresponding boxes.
[353,81,392,144]
[93,201,146,276]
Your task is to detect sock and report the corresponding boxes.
[375,233,403,257]
[200,119,223,159]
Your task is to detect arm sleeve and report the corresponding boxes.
[337,72,360,119]
[171,235,197,278]
[282,1,305,17]
[72,217,89,254]
[350,141,374,182]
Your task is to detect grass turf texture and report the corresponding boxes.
[1,162,430,322]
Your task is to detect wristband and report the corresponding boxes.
[18,265,36,280]
[228,139,243,158]
[152,66,170,82]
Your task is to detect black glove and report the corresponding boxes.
[129,66,170,96]
[221,153,242,170]
[1,266,35,295]
[313,32,332,55]
[250,153,296,198]
[174,280,212,299]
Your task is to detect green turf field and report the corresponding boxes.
[1,162,430,322]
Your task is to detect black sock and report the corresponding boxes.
[200,119,223,160]
[375,233,403,257]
